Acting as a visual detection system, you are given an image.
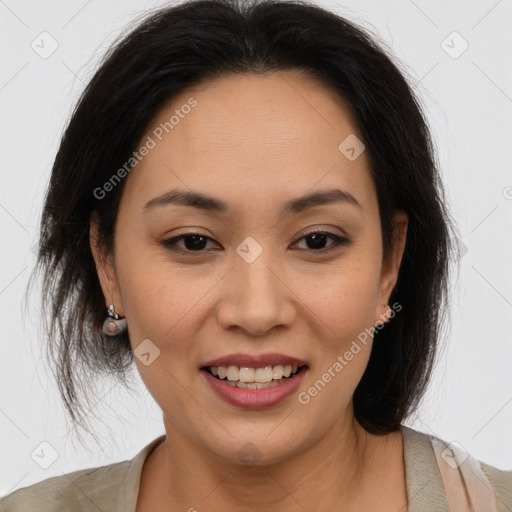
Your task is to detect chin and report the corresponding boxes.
[201,430,306,467]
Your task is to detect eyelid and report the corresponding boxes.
[292,230,349,253]
[161,229,349,255]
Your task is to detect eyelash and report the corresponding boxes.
[161,230,349,255]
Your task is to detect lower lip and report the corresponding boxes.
[202,368,307,409]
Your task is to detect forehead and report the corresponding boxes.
[121,70,376,214]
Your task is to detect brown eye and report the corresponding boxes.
[161,231,349,255]
[161,233,218,253]
[293,231,349,253]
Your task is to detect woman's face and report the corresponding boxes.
[91,70,407,465]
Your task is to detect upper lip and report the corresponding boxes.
[201,352,308,369]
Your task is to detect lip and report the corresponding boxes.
[201,352,308,369]
[202,366,308,409]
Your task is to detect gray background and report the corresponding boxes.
[1,0,511,495]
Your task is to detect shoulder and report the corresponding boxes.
[480,461,512,511]
[0,461,135,512]
[0,435,166,512]
[0,459,131,512]
[400,424,512,511]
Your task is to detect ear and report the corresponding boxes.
[375,210,408,326]
[89,211,125,316]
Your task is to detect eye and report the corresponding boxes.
[161,233,218,254]
[292,230,349,253]
[161,231,349,254]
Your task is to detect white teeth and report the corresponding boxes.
[254,367,273,383]
[239,367,255,382]
[225,380,282,389]
[272,365,283,380]
[227,365,239,381]
[208,364,302,383]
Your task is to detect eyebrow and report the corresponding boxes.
[143,187,362,219]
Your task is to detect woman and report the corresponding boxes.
[2,0,511,510]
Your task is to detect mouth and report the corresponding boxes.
[199,354,309,409]
[203,364,308,389]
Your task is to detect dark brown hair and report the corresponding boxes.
[28,0,459,437]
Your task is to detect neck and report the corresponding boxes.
[153,408,379,511]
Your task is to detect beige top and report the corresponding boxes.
[1,425,511,511]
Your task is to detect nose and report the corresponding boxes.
[215,248,296,337]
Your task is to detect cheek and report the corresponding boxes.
[115,245,206,364]
[117,255,206,421]
[293,257,381,339]
[291,254,381,406]
[293,269,378,424]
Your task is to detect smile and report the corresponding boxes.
[201,358,308,408]
[206,364,304,389]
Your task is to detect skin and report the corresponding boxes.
[90,70,409,511]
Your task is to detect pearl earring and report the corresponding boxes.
[102,303,127,336]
